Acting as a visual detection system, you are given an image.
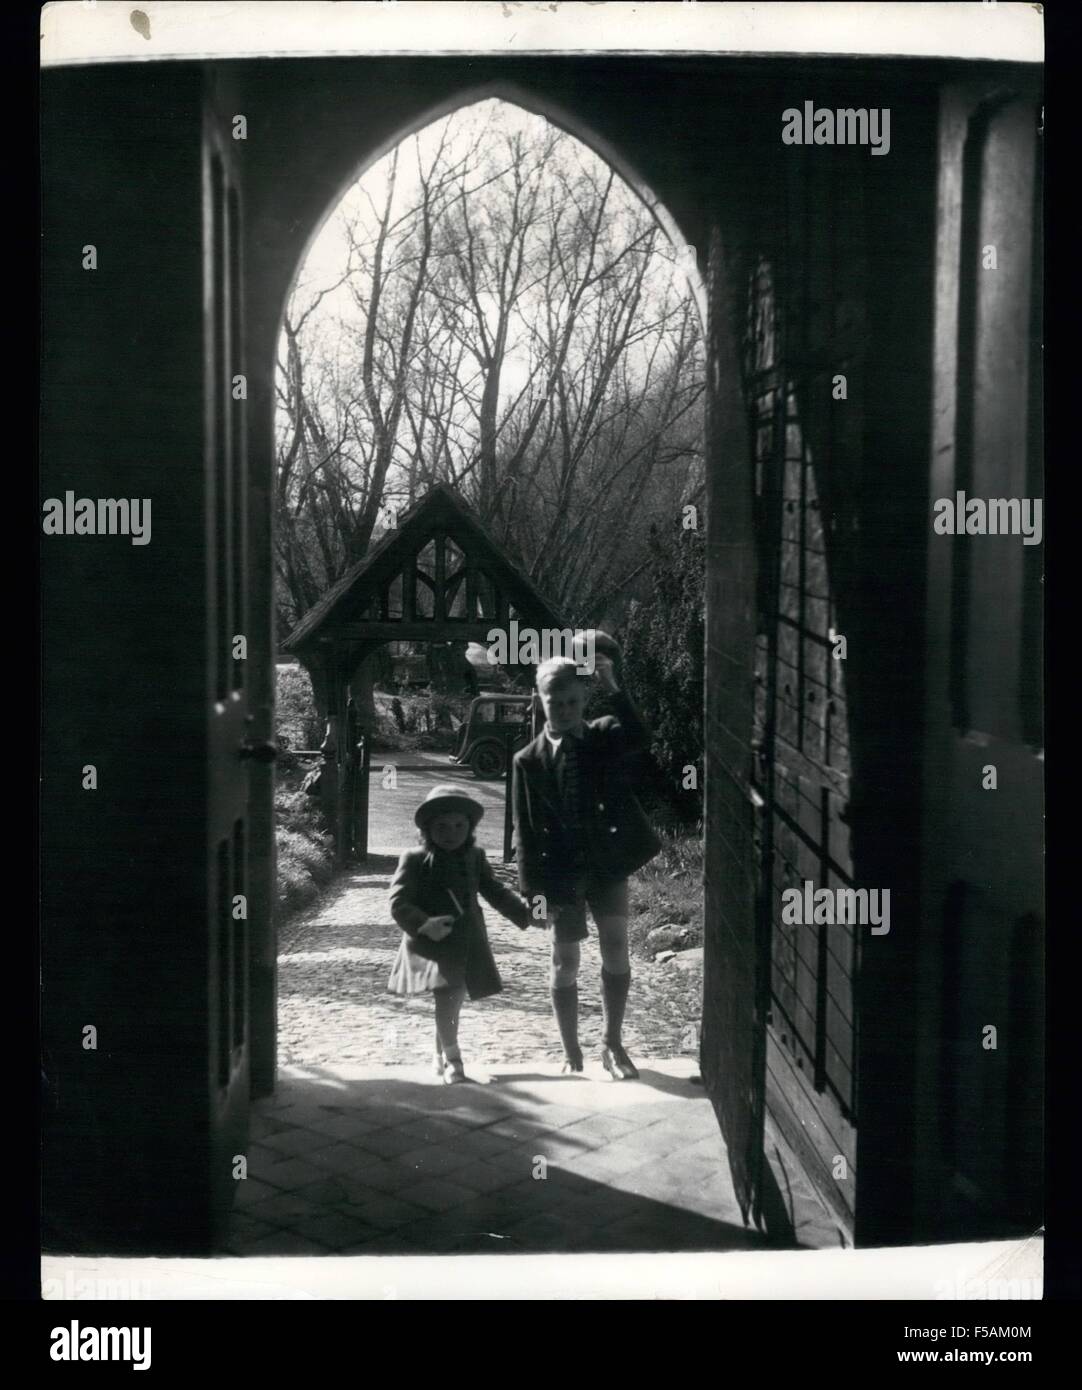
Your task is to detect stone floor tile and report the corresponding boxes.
[243,1141,287,1170]
[259,1127,336,1158]
[249,1113,294,1141]
[344,1231,429,1255]
[563,1143,657,1181]
[287,1210,378,1250]
[485,1116,555,1143]
[611,1127,701,1166]
[244,1229,336,1256]
[677,1133,730,1162]
[338,1162,418,1197]
[524,1131,596,1164]
[294,1174,382,1206]
[484,1100,594,1131]
[480,1145,545,1184]
[263,1103,335,1131]
[558,1112,641,1147]
[497,1178,567,1216]
[346,1194,430,1230]
[413,1191,527,1230]
[257,1156,330,1190]
[536,1164,598,1195]
[306,1141,383,1177]
[395,1115,474,1144]
[500,1210,599,1251]
[440,1128,518,1161]
[303,1113,381,1143]
[244,1191,328,1226]
[352,1127,424,1161]
[233,1178,281,1208]
[444,1159,520,1196]
[610,1165,745,1226]
[544,1187,633,1229]
[356,1105,430,1130]
[223,1214,279,1253]
[391,1145,473,1180]
[399,1177,479,1213]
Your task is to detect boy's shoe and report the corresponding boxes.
[601,1044,639,1081]
[442,1058,467,1084]
[560,1048,585,1075]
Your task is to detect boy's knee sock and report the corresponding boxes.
[434,988,464,1062]
[600,967,631,1047]
[550,984,580,1058]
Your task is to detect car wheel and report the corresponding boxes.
[470,743,505,780]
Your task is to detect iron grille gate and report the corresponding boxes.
[746,258,859,1127]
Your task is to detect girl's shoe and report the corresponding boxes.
[442,1058,467,1085]
[560,1048,585,1075]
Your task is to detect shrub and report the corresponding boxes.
[274,778,333,916]
[627,830,704,960]
[617,523,705,823]
[276,663,322,752]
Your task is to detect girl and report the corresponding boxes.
[387,784,532,1082]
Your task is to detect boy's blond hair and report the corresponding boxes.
[535,657,584,694]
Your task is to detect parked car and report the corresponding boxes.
[449,692,537,779]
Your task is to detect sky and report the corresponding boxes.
[277,98,702,526]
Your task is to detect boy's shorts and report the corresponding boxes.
[547,878,630,943]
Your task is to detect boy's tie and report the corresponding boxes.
[556,736,582,829]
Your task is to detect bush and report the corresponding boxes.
[617,524,705,823]
[627,830,704,960]
[275,780,333,916]
[276,664,322,752]
[371,689,472,752]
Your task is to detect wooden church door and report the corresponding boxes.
[202,86,257,1241]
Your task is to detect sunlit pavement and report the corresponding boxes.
[223,1059,789,1256]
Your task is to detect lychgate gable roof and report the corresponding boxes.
[282,484,567,655]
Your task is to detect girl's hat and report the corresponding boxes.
[414,784,486,829]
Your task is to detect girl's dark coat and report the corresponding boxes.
[388,844,530,999]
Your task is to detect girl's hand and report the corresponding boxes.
[420,915,454,941]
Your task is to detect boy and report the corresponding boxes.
[512,649,662,1079]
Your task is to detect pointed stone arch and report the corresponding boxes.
[279,82,708,348]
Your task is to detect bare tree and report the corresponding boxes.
[275,99,704,635]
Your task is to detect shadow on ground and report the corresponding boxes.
[225,1063,773,1257]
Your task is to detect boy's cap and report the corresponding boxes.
[415,784,486,828]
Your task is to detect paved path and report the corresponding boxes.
[243,769,844,1260]
[365,752,510,859]
[227,1060,772,1256]
[224,854,842,1257]
[277,856,704,1070]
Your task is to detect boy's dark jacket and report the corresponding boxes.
[512,689,663,905]
[389,844,530,999]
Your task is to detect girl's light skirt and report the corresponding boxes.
[387,936,446,995]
